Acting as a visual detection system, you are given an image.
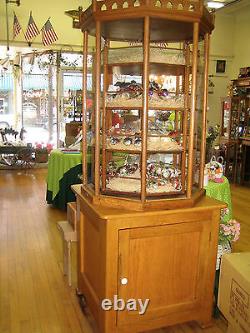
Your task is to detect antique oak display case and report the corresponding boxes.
[80,0,213,211]
[75,2,223,333]
[220,79,250,182]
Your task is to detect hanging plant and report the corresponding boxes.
[36,50,81,71]
[59,53,79,68]
[37,51,57,71]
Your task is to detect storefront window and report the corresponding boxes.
[0,50,84,147]
[22,53,57,145]
[0,72,15,128]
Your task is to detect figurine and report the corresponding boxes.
[134,137,142,146]
[109,137,120,145]
[123,137,133,146]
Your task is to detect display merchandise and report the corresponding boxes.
[63,89,83,122]
[80,0,213,211]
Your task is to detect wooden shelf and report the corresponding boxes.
[105,148,183,154]
[105,148,141,154]
[105,106,186,111]
[108,62,186,76]
[107,133,182,138]
[232,77,250,87]
[147,149,183,154]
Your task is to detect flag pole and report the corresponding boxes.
[5,0,10,52]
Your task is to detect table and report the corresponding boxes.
[205,176,233,314]
[0,145,29,154]
[0,145,33,166]
[205,176,233,222]
[46,149,82,210]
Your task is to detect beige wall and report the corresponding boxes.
[207,3,250,127]
[231,6,250,78]
[0,0,91,50]
[207,13,235,127]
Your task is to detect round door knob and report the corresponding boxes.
[120,277,128,285]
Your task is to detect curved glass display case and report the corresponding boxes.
[80,0,214,210]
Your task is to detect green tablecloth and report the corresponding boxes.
[47,149,82,199]
[46,149,82,209]
[205,176,233,222]
[205,176,233,315]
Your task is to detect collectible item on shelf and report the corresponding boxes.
[106,155,182,194]
[106,90,185,108]
[106,135,182,152]
[108,46,186,65]
[205,156,224,183]
[238,67,250,78]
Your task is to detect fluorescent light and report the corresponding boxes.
[207,1,225,9]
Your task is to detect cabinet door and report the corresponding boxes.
[117,220,211,326]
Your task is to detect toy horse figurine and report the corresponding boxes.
[0,128,7,142]
[0,127,19,142]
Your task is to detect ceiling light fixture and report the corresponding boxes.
[207,1,225,9]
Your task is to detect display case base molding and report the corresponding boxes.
[76,190,225,333]
[81,185,205,211]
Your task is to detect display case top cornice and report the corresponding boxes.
[79,0,214,42]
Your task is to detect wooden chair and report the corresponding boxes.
[57,202,77,286]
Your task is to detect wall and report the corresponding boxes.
[231,5,250,78]
[207,2,250,128]
[0,0,92,50]
[207,13,235,127]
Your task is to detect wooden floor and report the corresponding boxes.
[0,169,249,333]
[230,184,250,253]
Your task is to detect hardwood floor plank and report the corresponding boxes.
[1,169,249,333]
[230,184,250,253]
[0,209,11,333]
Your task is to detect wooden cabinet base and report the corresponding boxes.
[76,191,225,333]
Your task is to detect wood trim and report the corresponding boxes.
[101,39,110,192]
[141,16,150,203]
[232,77,250,87]
[94,21,101,196]
[199,33,210,188]
[87,188,206,212]
[181,43,190,193]
[187,22,199,198]
[82,31,88,185]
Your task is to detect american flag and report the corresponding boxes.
[25,12,40,41]
[41,19,58,46]
[13,12,21,39]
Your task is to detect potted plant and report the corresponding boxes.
[216,208,240,270]
[35,142,53,163]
